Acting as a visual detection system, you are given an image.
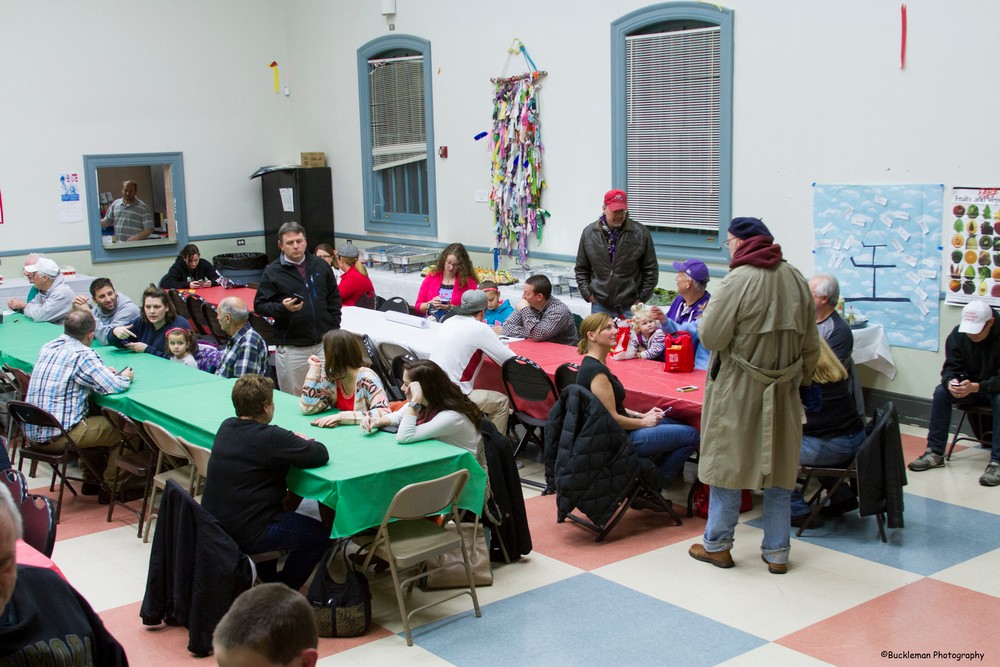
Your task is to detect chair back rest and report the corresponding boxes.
[2,366,31,398]
[354,291,377,310]
[361,335,404,402]
[378,296,410,314]
[386,469,470,521]
[554,362,580,395]
[6,401,72,446]
[177,436,211,478]
[378,342,418,365]
[185,294,212,336]
[167,289,192,321]
[349,333,373,367]
[0,468,27,505]
[143,421,192,461]
[100,406,145,451]
[200,301,229,345]
[20,495,57,558]
[502,356,558,421]
[248,313,279,347]
[390,353,418,390]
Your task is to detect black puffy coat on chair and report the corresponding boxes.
[544,384,654,528]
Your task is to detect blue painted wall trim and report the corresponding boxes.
[357,35,438,238]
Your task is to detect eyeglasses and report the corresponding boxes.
[724,238,738,248]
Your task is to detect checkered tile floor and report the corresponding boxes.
[24,424,1000,665]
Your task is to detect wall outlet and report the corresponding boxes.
[474,190,488,203]
[236,239,246,246]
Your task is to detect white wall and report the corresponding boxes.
[1,0,995,403]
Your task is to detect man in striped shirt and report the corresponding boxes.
[215,297,269,378]
[24,310,133,497]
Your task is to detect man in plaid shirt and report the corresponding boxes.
[215,297,269,379]
[24,310,133,495]
[502,275,578,346]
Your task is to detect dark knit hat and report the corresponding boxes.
[728,217,772,240]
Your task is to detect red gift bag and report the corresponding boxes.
[611,322,632,356]
[663,331,694,373]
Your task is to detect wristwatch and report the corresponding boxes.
[407,401,421,410]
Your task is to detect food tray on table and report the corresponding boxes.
[364,244,407,268]
[389,248,438,273]
[473,267,518,285]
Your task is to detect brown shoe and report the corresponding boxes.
[688,543,734,569]
[761,555,787,574]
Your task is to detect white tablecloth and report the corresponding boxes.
[366,269,592,319]
[851,323,896,380]
[340,306,440,358]
[0,274,97,301]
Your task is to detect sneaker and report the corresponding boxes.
[980,462,1000,487]
[908,450,944,472]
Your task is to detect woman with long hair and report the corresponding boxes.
[159,243,221,289]
[415,242,477,320]
[362,358,483,453]
[790,337,866,523]
[110,286,192,358]
[576,313,699,492]
[300,329,390,427]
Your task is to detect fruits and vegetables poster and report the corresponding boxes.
[813,184,943,352]
[945,187,1000,307]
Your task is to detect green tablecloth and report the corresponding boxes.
[0,314,486,537]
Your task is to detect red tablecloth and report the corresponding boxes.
[475,340,705,429]
[16,539,64,579]
[191,286,259,309]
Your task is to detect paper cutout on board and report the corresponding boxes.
[814,183,943,352]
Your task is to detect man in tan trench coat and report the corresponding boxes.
[689,217,820,575]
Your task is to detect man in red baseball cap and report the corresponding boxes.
[574,189,658,317]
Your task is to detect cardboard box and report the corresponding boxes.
[300,152,326,167]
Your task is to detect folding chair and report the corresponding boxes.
[362,335,404,402]
[20,495,57,557]
[946,405,993,460]
[177,436,211,499]
[101,407,156,535]
[378,296,410,314]
[167,289,192,321]
[248,312,279,347]
[553,362,580,395]
[501,356,558,490]
[141,421,197,542]
[8,401,101,523]
[390,354,418,394]
[2,365,31,460]
[200,300,230,345]
[185,294,213,338]
[354,291,377,310]
[0,468,27,505]
[356,469,481,646]
[378,342,418,367]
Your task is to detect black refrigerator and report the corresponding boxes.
[257,167,334,262]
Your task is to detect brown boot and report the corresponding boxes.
[688,543,735,568]
[762,554,787,575]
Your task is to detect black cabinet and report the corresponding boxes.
[259,167,334,262]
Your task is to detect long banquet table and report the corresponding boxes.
[0,314,485,538]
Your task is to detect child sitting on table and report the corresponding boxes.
[612,303,665,361]
[166,327,198,368]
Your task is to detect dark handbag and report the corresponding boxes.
[306,541,372,638]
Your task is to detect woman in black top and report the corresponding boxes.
[159,243,221,289]
[576,313,699,490]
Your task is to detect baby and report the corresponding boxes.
[612,303,665,361]
[166,327,198,368]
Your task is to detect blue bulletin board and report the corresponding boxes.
[813,184,944,352]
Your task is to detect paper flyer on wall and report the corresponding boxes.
[56,172,82,223]
[945,186,1000,307]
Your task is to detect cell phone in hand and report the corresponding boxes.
[291,293,305,304]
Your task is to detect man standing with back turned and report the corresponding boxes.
[689,217,819,575]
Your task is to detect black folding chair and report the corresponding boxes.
[361,335,405,402]
[354,291,377,310]
[185,294,213,339]
[501,356,559,490]
[0,468,27,505]
[248,312,279,347]
[391,353,418,392]
[200,300,230,345]
[167,289,192,321]
[378,296,410,314]
[553,362,580,395]
[946,405,994,460]
[20,495,57,557]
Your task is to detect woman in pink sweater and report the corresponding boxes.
[415,242,478,320]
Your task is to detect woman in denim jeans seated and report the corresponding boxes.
[790,338,866,524]
[575,313,699,498]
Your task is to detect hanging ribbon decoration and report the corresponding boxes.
[900,5,907,70]
[486,39,548,265]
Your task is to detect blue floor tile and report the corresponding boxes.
[411,573,767,666]
[747,492,1000,575]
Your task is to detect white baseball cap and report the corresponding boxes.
[24,257,60,277]
[959,300,994,334]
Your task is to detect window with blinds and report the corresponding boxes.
[625,26,720,233]
[368,54,429,219]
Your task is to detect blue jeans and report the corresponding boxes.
[591,301,628,319]
[246,510,331,590]
[629,417,699,488]
[790,429,866,516]
[704,485,791,565]
[926,384,1000,463]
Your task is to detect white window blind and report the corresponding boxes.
[369,55,426,172]
[626,26,720,232]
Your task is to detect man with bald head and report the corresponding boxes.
[100,179,154,241]
[0,484,128,663]
[215,296,270,378]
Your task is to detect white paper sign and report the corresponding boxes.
[279,188,295,212]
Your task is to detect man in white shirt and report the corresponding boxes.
[431,290,514,433]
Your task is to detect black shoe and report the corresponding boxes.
[98,490,112,505]
[81,483,101,496]
[820,497,859,517]
[631,491,672,512]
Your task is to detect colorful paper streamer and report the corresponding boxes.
[269,61,279,93]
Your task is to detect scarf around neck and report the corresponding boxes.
[730,235,783,269]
